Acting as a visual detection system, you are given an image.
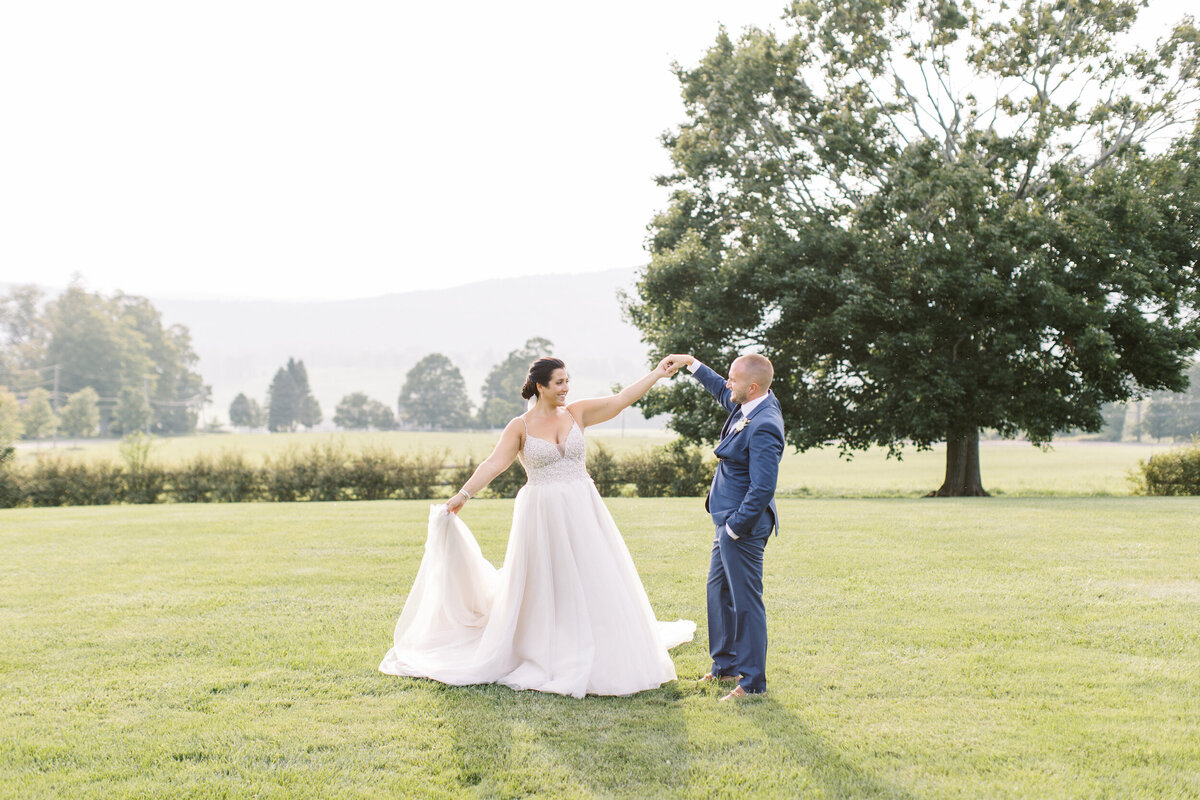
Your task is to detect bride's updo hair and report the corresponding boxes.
[521,357,566,400]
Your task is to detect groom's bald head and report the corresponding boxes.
[728,354,773,403]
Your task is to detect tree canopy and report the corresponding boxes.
[398,353,473,430]
[478,337,554,428]
[229,393,266,429]
[334,392,397,430]
[626,0,1200,495]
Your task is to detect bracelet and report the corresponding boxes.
[456,489,471,500]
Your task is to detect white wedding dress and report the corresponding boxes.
[379,419,695,697]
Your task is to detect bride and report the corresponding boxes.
[379,356,695,697]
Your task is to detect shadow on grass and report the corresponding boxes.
[737,696,914,800]
[434,681,690,798]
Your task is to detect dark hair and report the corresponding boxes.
[521,357,566,400]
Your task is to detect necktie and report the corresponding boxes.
[723,410,743,439]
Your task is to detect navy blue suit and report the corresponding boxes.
[693,363,784,694]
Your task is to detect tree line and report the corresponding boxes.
[0,283,209,443]
[229,338,555,432]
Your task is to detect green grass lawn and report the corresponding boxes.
[15,430,1175,496]
[3,498,1198,798]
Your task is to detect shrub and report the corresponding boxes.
[394,451,446,500]
[119,433,165,504]
[623,441,715,497]
[122,466,166,505]
[210,450,261,502]
[587,442,625,496]
[0,438,721,507]
[447,456,526,499]
[309,442,351,502]
[0,446,22,508]
[170,454,219,503]
[263,447,306,502]
[1135,440,1200,496]
[28,458,124,507]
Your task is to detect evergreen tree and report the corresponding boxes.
[267,367,301,432]
[286,358,322,429]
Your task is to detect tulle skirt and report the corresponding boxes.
[379,479,695,697]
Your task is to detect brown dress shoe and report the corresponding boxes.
[719,686,749,702]
[703,672,738,684]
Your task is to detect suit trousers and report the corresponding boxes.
[706,513,772,693]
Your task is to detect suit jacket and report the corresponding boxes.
[693,363,784,536]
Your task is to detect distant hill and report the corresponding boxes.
[148,268,659,428]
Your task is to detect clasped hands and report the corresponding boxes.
[655,353,696,378]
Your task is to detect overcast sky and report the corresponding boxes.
[0,1,1186,302]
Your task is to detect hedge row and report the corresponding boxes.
[0,441,717,508]
[1134,441,1200,496]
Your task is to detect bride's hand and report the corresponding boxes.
[655,355,679,377]
[447,491,468,514]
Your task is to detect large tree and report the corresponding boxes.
[398,353,473,430]
[478,337,554,428]
[626,0,1200,495]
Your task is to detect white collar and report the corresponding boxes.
[737,392,769,418]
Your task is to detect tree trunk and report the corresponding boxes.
[927,428,989,497]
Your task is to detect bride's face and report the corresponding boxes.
[538,369,570,406]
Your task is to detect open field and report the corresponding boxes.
[15,431,1177,496]
[3,498,1198,798]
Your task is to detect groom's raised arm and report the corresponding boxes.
[669,355,736,413]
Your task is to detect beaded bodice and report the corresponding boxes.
[520,420,588,485]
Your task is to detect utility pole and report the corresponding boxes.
[143,375,151,434]
[52,364,60,448]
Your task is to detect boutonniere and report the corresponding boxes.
[733,417,750,433]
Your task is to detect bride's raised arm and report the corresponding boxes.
[568,356,678,429]
[446,417,525,513]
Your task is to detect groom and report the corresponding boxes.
[667,353,784,700]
